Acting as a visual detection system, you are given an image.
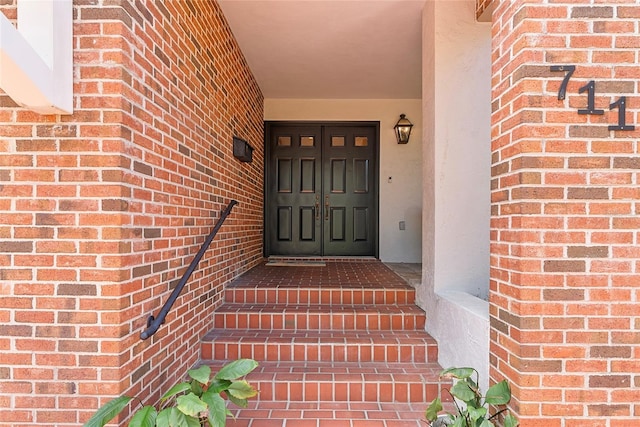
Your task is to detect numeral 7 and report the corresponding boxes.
[550,65,575,100]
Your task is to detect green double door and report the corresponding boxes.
[265,122,378,257]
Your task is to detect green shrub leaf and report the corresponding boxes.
[450,380,477,403]
[129,405,157,427]
[484,380,511,405]
[426,367,516,427]
[176,392,208,417]
[504,413,519,427]
[155,408,172,427]
[227,393,249,409]
[190,380,203,397]
[202,390,226,427]
[215,359,258,380]
[227,380,258,399]
[185,417,201,427]
[208,378,232,393]
[176,393,207,417]
[83,395,132,427]
[425,397,442,421]
[464,376,478,392]
[188,365,211,385]
[161,382,191,401]
[170,408,200,427]
[468,406,487,422]
[441,367,475,380]
[85,360,258,427]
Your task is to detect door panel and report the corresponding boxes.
[300,159,316,192]
[299,207,315,240]
[277,206,292,241]
[353,207,369,241]
[277,159,292,192]
[330,159,346,193]
[353,159,369,193]
[330,207,346,241]
[322,125,376,256]
[267,125,322,255]
[265,122,377,257]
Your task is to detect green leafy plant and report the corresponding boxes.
[84,359,258,427]
[425,367,518,427]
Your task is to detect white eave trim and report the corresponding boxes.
[0,0,73,115]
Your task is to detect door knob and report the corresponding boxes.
[315,194,320,221]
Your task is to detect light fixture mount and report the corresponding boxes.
[394,114,413,144]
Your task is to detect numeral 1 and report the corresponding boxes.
[550,65,575,100]
[609,96,635,131]
[578,81,604,115]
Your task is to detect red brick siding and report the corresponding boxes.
[491,1,639,426]
[0,0,264,425]
[476,0,495,20]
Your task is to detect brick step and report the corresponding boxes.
[200,329,438,363]
[227,400,427,427]
[225,286,416,305]
[205,360,446,404]
[200,261,444,425]
[213,303,426,331]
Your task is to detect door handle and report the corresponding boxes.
[324,195,329,221]
[315,194,320,221]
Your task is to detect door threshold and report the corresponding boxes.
[266,258,327,267]
[267,256,378,264]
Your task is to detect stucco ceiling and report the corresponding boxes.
[217,0,424,99]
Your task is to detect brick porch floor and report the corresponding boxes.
[201,259,447,426]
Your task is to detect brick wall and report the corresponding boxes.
[476,0,495,20]
[491,1,639,426]
[0,1,264,425]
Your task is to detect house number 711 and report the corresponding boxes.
[550,65,635,132]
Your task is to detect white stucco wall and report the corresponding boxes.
[420,1,492,391]
[265,99,422,263]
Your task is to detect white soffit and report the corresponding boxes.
[218,0,424,99]
[0,0,72,114]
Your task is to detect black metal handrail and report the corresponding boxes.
[140,200,239,340]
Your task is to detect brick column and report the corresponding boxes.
[491,1,640,425]
[0,1,263,425]
[476,0,495,21]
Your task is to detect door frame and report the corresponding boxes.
[264,120,380,258]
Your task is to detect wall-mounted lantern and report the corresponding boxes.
[233,136,253,162]
[394,114,413,144]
